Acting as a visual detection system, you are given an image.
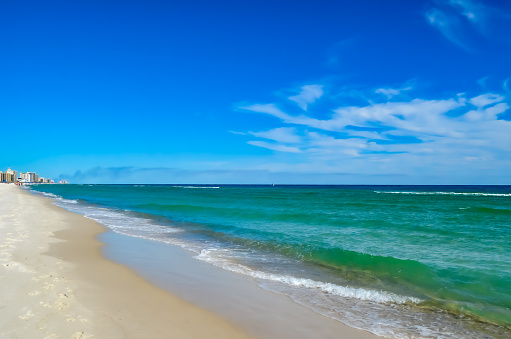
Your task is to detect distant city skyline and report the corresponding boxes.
[1,0,510,184]
[0,168,65,184]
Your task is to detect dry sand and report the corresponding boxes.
[0,183,378,339]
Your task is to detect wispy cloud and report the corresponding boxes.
[59,166,271,184]
[60,81,511,184]
[375,86,412,99]
[325,39,355,68]
[237,82,511,182]
[426,0,511,49]
[425,7,469,50]
[65,166,415,185]
[243,96,466,138]
[447,0,481,22]
[288,85,324,111]
[229,131,247,135]
[59,166,175,184]
[250,127,302,143]
[239,103,291,120]
[503,78,511,93]
[247,141,302,153]
[468,93,504,108]
[477,76,489,88]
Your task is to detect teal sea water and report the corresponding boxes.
[29,184,511,338]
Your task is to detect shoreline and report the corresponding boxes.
[1,183,378,338]
[98,231,378,338]
[0,184,252,338]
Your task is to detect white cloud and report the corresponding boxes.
[463,102,509,121]
[237,83,511,183]
[288,85,324,111]
[345,130,387,140]
[469,93,505,108]
[247,141,302,153]
[240,103,292,120]
[229,131,247,135]
[375,86,412,99]
[243,98,465,138]
[250,127,301,144]
[305,131,374,157]
[375,88,400,98]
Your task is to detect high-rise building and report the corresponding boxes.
[0,169,17,183]
[24,172,38,183]
[6,169,16,182]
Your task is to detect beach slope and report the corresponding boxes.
[0,184,252,339]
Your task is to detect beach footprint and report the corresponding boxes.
[19,309,34,320]
[72,331,92,339]
[43,283,54,290]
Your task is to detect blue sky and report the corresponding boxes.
[1,0,511,184]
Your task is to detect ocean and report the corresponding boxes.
[28,184,511,338]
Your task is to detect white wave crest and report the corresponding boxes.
[375,191,511,197]
[36,191,79,205]
[54,197,78,204]
[41,192,59,198]
[172,186,220,189]
[195,249,421,305]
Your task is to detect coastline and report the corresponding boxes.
[0,184,378,338]
[0,184,251,338]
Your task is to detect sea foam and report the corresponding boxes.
[196,249,422,304]
[375,191,511,197]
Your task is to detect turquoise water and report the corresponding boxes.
[29,184,511,338]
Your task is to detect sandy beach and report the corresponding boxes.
[0,184,252,338]
[0,184,378,339]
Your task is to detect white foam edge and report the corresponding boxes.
[375,191,511,197]
[195,249,422,305]
[172,186,220,189]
